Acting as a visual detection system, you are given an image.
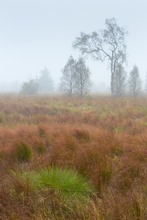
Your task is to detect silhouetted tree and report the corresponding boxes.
[113,63,127,96]
[75,58,92,96]
[73,18,127,95]
[144,72,147,94]
[20,79,38,95]
[60,56,92,96]
[38,67,54,94]
[60,56,76,96]
[128,65,142,97]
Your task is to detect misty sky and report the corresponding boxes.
[0,0,147,91]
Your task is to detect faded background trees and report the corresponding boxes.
[60,56,76,97]
[60,56,91,96]
[128,65,142,96]
[73,18,127,96]
[113,64,127,96]
[20,67,54,95]
[38,67,54,94]
[74,58,92,96]
[21,79,38,95]
[19,17,146,97]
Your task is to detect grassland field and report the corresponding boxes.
[0,95,147,220]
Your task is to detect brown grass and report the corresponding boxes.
[0,95,147,219]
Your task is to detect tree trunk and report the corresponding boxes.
[111,57,115,95]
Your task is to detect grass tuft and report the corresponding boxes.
[16,143,32,162]
[12,167,95,201]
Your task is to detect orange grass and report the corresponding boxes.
[0,94,147,219]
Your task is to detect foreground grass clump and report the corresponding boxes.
[13,167,95,200]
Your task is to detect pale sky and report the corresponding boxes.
[0,0,147,91]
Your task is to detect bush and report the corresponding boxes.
[20,79,38,95]
[74,128,90,141]
[16,143,32,162]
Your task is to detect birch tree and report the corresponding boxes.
[73,18,127,95]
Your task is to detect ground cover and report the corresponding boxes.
[0,95,147,219]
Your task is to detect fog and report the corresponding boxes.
[0,0,147,93]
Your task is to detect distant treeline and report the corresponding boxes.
[21,18,146,97]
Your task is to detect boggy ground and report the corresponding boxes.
[0,95,147,220]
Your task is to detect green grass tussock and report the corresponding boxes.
[12,167,95,200]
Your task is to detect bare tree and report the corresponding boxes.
[60,56,76,96]
[128,65,142,97]
[38,67,54,94]
[75,58,92,96]
[73,18,127,95]
[60,56,92,97]
[113,63,127,96]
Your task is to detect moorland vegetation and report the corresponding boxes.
[0,95,147,219]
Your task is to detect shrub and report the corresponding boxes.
[0,112,5,123]
[74,128,90,141]
[16,143,32,162]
